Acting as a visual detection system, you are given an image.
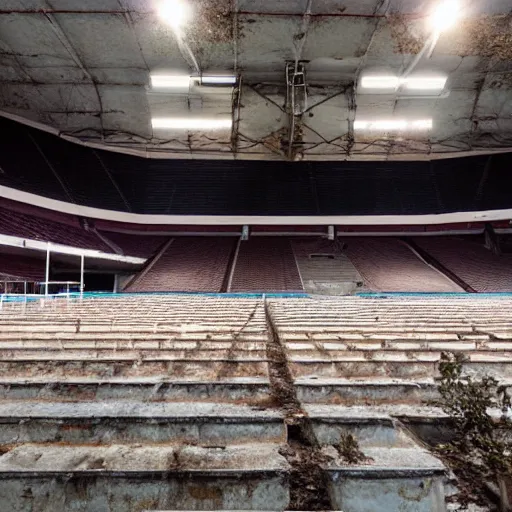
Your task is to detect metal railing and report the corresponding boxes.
[0,281,82,309]
[0,280,37,295]
[37,281,81,297]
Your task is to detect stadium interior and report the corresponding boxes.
[0,0,511,511]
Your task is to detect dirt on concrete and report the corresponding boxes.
[264,301,332,511]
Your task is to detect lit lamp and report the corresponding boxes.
[430,0,461,32]
[157,0,191,30]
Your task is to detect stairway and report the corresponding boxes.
[0,294,509,510]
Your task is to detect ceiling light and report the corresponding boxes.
[430,0,461,32]
[150,75,191,89]
[371,120,408,131]
[157,0,191,30]
[410,119,433,130]
[152,118,232,130]
[360,75,447,91]
[404,76,447,90]
[354,119,433,131]
[360,76,400,89]
[200,76,238,86]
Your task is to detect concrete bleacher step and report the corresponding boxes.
[0,443,289,511]
[296,377,440,405]
[326,448,446,512]
[304,405,448,511]
[0,377,272,403]
[288,356,512,380]
[0,360,269,380]
[1,295,510,511]
[307,405,428,448]
[0,401,285,446]
[0,349,268,360]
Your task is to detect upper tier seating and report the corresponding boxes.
[0,254,45,282]
[0,206,109,252]
[414,237,512,292]
[127,237,235,292]
[344,238,462,292]
[230,238,304,293]
[99,231,168,258]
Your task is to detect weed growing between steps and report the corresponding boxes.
[336,432,370,464]
[435,352,512,508]
[264,301,332,510]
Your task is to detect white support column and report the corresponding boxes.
[80,254,85,299]
[45,243,51,297]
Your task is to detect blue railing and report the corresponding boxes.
[2,290,512,303]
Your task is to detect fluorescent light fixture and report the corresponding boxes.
[372,120,408,131]
[200,75,237,85]
[152,118,232,130]
[430,0,460,32]
[361,75,447,91]
[404,76,447,90]
[150,75,191,89]
[354,119,433,131]
[157,0,191,30]
[361,76,400,89]
[410,119,433,130]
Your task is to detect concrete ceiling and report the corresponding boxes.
[0,0,511,161]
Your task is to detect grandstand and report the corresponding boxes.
[1,1,512,511]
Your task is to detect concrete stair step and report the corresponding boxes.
[0,341,268,350]
[296,377,439,405]
[0,326,268,334]
[2,350,511,363]
[287,341,493,351]
[0,401,285,446]
[277,326,477,333]
[306,404,453,447]
[0,334,268,342]
[289,352,512,362]
[0,350,268,361]
[0,352,268,361]
[0,443,289,511]
[289,359,512,379]
[0,360,269,379]
[305,406,426,449]
[0,377,272,403]
[282,333,489,341]
[326,447,446,512]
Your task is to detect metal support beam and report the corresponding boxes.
[80,254,85,299]
[26,129,75,203]
[484,223,501,255]
[285,0,312,160]
[45,244,51,297]
[93,150,132,212]
[231,76,242,154]
[285,62,307,160]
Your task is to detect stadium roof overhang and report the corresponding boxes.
[0,0,511,161]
